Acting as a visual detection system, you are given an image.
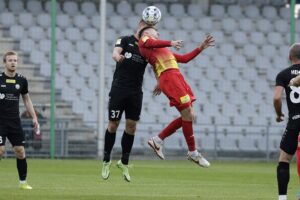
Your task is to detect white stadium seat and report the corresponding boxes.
[262,6,278,20]
[10,25,25,40]
[198,17,213,32]
[20,39,36,53]
[0,12,16,27]
[18,13,34,28]
[134,3,148,15]
[47,27,64,40]
[73,15,89,29]
[37,14,51,28]
[187,4,203,18]
[127,16,140,30]
[91,15,99,28]
[63,1,79,16]
[83,28,98,42]
[26,0,43,14]
[232,31,248,47]
[8,0,24,13]
[243,44,259,59]
[274,19,289,34]
[28,26,46,41]
[65,27,82,42]
[170,3,185,17]
[210,4,225,18]
[231,55,247,69]
[238,18,254,33]
[227,5,243,18]
[220,43,235,57]
[250,32,266,46]
[38,40,51,53]
[180,17,195,30]
[67,52,83,66]
[81,1,97,17]
[116,1,132,17]
[57,14,71,29]
[261,45,277,58]
[245,5,260,19]
[162,16,179,30]
[256,19,272,33]
[75,40,92,55]
[221,18,238,33]
[267,32,283,46]
[109,15,125,30]
[279,7,290,20]
[30,51,46,65]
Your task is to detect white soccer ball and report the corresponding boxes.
[142,6,161,26]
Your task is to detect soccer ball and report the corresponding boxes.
[142,6,162,26]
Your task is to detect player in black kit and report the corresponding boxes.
[101,20,148,182]
[0,51,39,190]
[273,43,300,200]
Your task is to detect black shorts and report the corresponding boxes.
[108,87,143,121]
[280,120,300,155]
[0,118,25,146]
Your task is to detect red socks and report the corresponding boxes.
[182,120,196,151]
[297,135,300,178]
[158,117,182,140]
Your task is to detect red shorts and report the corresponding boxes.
[159,69,196,111]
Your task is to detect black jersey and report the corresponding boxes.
[111,35,147,90]
[0,72,28,119]
[276,64,300,120]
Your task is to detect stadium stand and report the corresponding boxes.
[0,0,288,158]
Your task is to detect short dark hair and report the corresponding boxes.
[289,43,300,60]
[138,26,156,39]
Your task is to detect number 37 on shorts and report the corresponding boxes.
[110,110,121,119]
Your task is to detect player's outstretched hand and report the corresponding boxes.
[199,34,215,50]
[171,40,183,50]
[276,113,284,123]
[153,84,161,96]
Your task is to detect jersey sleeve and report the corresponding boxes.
[172,48,202,63]
[275,71,286,87]
[21,78,28,94]
[114,36,127,48]
[139,36,171,48]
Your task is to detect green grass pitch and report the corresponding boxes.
[0,159,298,200]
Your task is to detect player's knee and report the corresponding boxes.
[181,107,194,121]
[13,146,26,159]
[125,121,137,134]
[0,147,5,157]
[108,121,119,133]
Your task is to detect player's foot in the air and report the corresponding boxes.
[101,160,112,180]
[116,160,131,182]
[19,182,32,190]
[187,151,210,168]
[148,137,165,160]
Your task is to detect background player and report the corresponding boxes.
[138,27,214,167]
[101,20,148,182]
[0,51,39,189]
[273,43,300,200]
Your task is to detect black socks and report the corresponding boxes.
[103,129,116,162]
[277,162,290,195]
[121,131,134,165]
[17,158,27,181]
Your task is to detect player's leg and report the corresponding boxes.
[0,121,7,159]
[9,118,32,189]
[102,87,125,180]
[277,128,298,200]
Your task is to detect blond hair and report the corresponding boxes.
[3,51,18,63]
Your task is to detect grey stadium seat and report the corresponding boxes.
[238,18,254,33]
[256,19,273,33]
[227,5,243,18]
[134,3,148,15]
[18,13,34,28]
[63,1,79,16]
[65,27,82,42]
[81,1,97,17]
[8,0,24,13]
[20,39,36,53]
[210,4,225,18]
[187,4,203,18]
[26,0,43,15]
[244,5,260,19]
[57,14,71,29]
[169,3,185,17]
[73,15,90,29]
[116,1,132,17]
[10,25,26,40]
[0,12,16,27]
[28,26,46,41]
[37,14,51,28]
[83,28,98,42]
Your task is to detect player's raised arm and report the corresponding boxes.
[173,35,215,63]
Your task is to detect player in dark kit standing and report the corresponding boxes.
[101,20,148,182]
[0,51,39,189]
[273,43,300,200]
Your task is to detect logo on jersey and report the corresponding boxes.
[124,52,132,59]
[6,79,16,84]
[1,85,6,87]
[15,84,20,90]
[180,94,190,104]
[290,86,300,104]
[0,93,5,99]
[129,43,134,46]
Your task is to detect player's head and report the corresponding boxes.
[138,26,159,39]
[289,43,300,63]
[3,51,18,72]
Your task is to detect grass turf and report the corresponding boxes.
[0,159,298,200]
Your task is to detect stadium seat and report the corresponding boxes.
[221,18,237,33]
[231,55,247,69]
[238,18,254,33]
[40,62,51,77]
[69,74,86,90]
[232,31,248,47]
[91,15,99,28]
[0,12,16,27]
[80,1,97,17]
[57,14,71,29]
[119,28,134,37]
[250,32,266,46]
[134,2,148,15]
[162,16,178,30]
[65,27,82,41]
[28,26,46,41]
[256,19,272,33]
[106,2,115,15]
[212,55,229,68]
[57,40,73,53]
[267,32,283,46]
[187,3,203,18]
[127,16,140,30]
[8,0,24,13]
[18,13,34,28]
[86,52,99,66]
[74,15,89,29]
[244,5,260,19]
[153,3,168,16]
[83,28,98,42]
[169,3,185,17]
[36,13,51,28]
[274,19,289,34]
[45,1,62,14]
[47,27,64,40]
[0,0,6,12]
[227,5,243,18]
[210,4,225,18]
[279,7,289,20]
[261,45,277,58]
[220,43,235,57]
[198,17,213,32]
[109,15,125,30]
[20,39,36,53]
[26,0,43,14]
[223,68,241,81]
[59,63,75,78]
[63,1,79,16]
[116,1,132,17]
[243,44,259,59]
[218,135,239,151]
[10,25,25,40]
[262,6,278,20]
[38,40,51,53]
[30,51,46,65]
[67,52,83,66]
[75,40,92,55]
[180,17,195,31]
[238,137,257,151]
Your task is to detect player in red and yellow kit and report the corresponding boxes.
[138,27,214,167]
